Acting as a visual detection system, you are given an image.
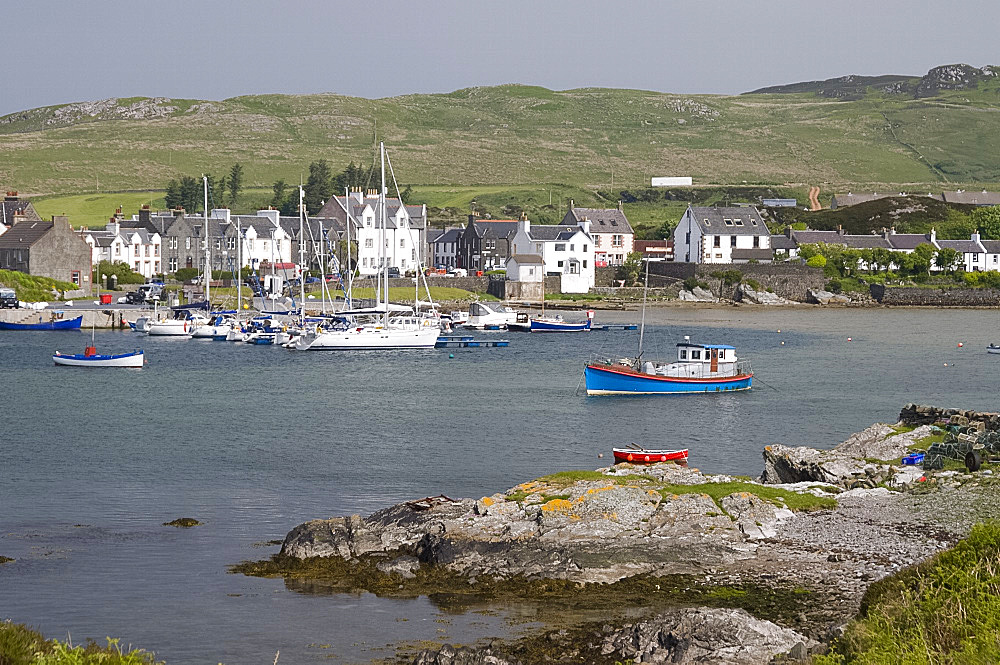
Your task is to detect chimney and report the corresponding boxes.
[521,218,531,235]
[785,225,793,238]
[972,230,981,244]
[107,218,121,235]
[579,219,591,236]
[139,206,151,224]
[617,200,623,211]
[4,191,17,201]
[52,214,70,228]
[837,225,844,236]
[569,199,574,212]
[930,228,937,243]
[519,212,527,221]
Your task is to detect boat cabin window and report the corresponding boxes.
[679,349,687,359]
[691,349,701,359]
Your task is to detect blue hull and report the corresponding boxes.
[0,315,83,331]
[584,363,752,395]
[530,319,591,332]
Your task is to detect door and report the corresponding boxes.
[710,349,718,373]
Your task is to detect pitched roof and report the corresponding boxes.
[468,219,519,238]
[526,225,583,241]
[1,199,42,224]
[687,206,767,236]
[770,234,798,250]
[937,239,984,253]
[731,248,774,261]
[432,228,462,244]
[508,254,543,264]
[316,195,425,228]
[0,220,53,247]
[980,240,1000,254]
[566,207,633,234]
[885,233,934,250]
[941,191,1000,206]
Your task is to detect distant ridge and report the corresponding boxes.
[748,64,1000,100]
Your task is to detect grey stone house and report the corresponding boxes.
[457,216,520,271]
[0,216,92,292]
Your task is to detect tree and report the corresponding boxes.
[911,243,935,276]
[304,160,334,213]
[934,247,961,273]
[870,247,894,274]
[806,254,827,268]
[971,206,1000,239]
[216,174,227,205]
[271,179,288,209]
[229,163,244,206]
[616,252,644,286]
[400,184,414,204]
[178,176,200,212]
[164,179,181,209]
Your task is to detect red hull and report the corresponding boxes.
[612,448,688,464]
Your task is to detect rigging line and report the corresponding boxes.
[574,368,585,396]
[384,149,436,310]
[751,375,779,391]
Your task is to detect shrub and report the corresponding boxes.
[806,254,827,268]
[173,267,199,282]
[682,276,700,292]
[93,260,145,287]
[744,278,761,291]
[826,279,842,293]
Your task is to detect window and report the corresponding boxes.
[169,237,177,250]
[612,235,623,247]
[557,260,564,268]
[753,236,760,248]
[554,243,566,251]
[215,239,222,250]
[731,236,737,247]
[595,235,602,247]
[71,271,81,286]
[168,257,178,271]
[536,243,543,253]
[724,219,733,226]
[145,245,150,257]
[154,245,160,257]
[751,218,758,226]
[227,237,236,250]
[680,349,687,359]
[134,261,140,270]
[685,232,690,243]
[114,244,120,257]
[185,237,191,250]
[400,238,405,248]
[365,238,373,248]
[570,244,575,251]
[734,219,744,226]
[583,260,588,268]
[583,244,588,253]
[155,261,160,272]
[691,350,701,360]
[569,262,579,274]
[704,218,711,226]
[412,249,416,261]
[247,239,254,251]
[713,236,721,248]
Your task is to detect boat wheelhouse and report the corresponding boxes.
[464,302,521,329]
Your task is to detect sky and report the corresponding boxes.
[3,0,999,116]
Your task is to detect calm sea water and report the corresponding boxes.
[2,307,998,663]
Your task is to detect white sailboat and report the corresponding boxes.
[295,142,439,351]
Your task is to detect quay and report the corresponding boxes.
[436,336,509,348]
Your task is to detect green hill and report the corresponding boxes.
[2,65,1000,198]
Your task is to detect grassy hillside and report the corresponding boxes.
[3,71,1000,199]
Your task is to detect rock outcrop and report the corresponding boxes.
[807,288,850,305]
[735,284,794,305]
[760,424,934,487]
[678,286,718,302]
[600,608,816,664]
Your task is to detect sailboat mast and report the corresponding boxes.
[318,219,327,315]
[203,175,210,305]
[299,186,306,324]
[345,187,352,308]
[380,141,388,327]
[237,220,242,312]
[637,259,649,361]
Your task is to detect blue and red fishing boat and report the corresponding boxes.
[0,313,83,331]
[585,340,752,395]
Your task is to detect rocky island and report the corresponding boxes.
[235,405,1000,664]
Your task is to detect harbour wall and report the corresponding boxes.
[0,307,139,328]
[870,285,1000,306]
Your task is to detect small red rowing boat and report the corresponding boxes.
[612,446,689,464]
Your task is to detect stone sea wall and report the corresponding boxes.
[870,284,1000,306]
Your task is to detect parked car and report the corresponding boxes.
[448,268,468,277]
[386,267,401,278]
[0,287,19,308]
[124,283,164,305]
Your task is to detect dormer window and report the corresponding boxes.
[724,219,733,226]
[750,218,758,226]
[734,219,744,226]
[704,219,711,226]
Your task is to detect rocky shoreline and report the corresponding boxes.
[236,404,1000,664]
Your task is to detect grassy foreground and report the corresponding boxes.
[0,621,160,665]
[815,521,1000,664]
[0,270,80,301]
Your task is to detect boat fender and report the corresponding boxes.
[661,455,666,461]
[627,453,633,461]
[183,321,188,333]
[315,325,322,335]
[644,455,650,462]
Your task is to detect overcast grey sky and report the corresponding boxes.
[3,0,997,116]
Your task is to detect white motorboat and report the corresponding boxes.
[147,311,207,336]
[190,313,234,339]
[988,344,1000,355]
[464,302,522,329]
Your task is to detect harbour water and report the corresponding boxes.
[2,306,998,663]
